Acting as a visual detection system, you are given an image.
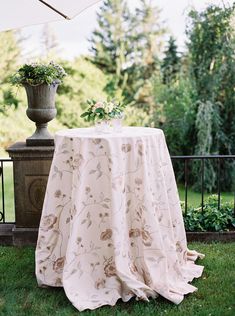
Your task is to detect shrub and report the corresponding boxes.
[55,57,108,128]
[183,195,235,232]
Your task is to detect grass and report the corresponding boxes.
[0,164,234,223]
[0,243,234,316]
[178,184,233,207]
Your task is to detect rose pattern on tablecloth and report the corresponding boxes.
[36,127,204,311]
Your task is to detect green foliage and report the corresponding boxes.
[89,0,131,100]
[0,31,21,82]
[195,100,222,155]
[0,84,19,113]
[127,0,166,110]
[183,206,204,232]
[192,100,224,191]
[186,4,235,191]
[2,90,18,107]
[90,0,166,109]
[152,3,235,193]
[187,4,235,104]
[183,195,235,232]
[123,105,150,127]
[0,31,21,112]
[161,36,181,84]
[0,105,64,152]
[10,61,67,86]
[188,3,235,155]
[152,76,196,155]
[55,57,108,128]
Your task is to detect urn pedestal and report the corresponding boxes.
[7,142,54,246]
[24,82,58,146]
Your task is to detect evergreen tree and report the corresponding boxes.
[89,0,131,99]
[127,0,166,111]
[90,0,166,108]
[131,0,166,73]
[161,36,181,84]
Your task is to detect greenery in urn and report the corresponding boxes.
[10,61,67,86]
[80,99,126,122]
[10,61,67,146]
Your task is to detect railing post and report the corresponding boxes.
[201,159,205,213]
[234,192,235,218]
[0,161,5,223]
[184,159,188,214]
[217,158,221,210]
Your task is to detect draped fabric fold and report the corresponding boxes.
[36,127,204,311]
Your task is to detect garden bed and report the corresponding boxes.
[0,226,235,246]
[186,230,235,242]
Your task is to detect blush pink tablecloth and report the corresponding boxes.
[35,127,204,311]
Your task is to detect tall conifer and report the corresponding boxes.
[161,36,181,84]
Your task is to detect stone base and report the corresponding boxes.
[12,227,38,246]
[0,224,15,246]
[7,142,54,228]
[0,225,38,246]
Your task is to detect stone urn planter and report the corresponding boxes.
[10,61,67,147]
[24,82,58,146]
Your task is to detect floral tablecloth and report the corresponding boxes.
[35,127,204,311]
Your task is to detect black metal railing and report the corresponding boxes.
[0,158,14,224]
[0,156,234,224]
[171,155,235,215]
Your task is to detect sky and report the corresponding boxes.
[20,0,233,60]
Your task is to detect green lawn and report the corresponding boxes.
[178,184,233,207]
[0,243,234,316]
[0,164,234,223]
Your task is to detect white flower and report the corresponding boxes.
[94,102,104,109]
[106,102,115,113]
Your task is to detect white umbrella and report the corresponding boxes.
[0,0,102,32]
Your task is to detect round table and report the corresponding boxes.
[36,127,204,311]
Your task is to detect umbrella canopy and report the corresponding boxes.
[0,0,102,32]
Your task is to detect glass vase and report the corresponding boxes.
[112,118,123,133]
[112,112,124,133]
[95,120,111,133]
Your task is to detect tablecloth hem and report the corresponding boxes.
[36,259,204,311]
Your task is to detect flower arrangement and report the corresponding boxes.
[80,99,126,122]
[10,61,67,86]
